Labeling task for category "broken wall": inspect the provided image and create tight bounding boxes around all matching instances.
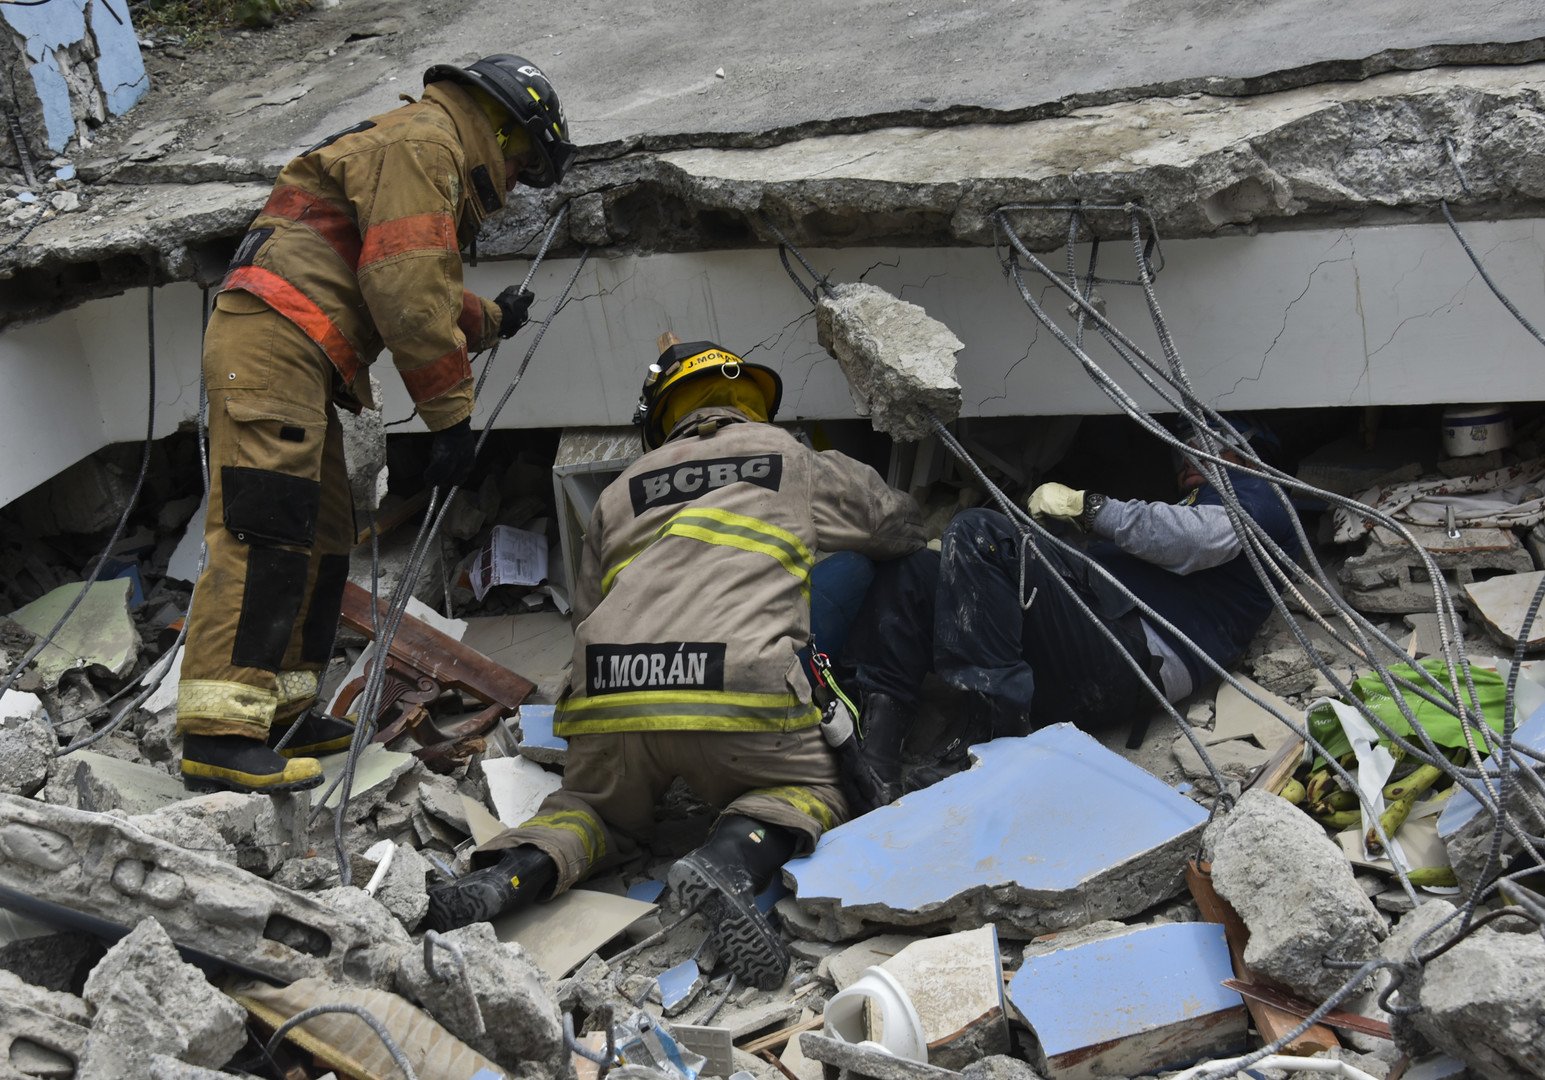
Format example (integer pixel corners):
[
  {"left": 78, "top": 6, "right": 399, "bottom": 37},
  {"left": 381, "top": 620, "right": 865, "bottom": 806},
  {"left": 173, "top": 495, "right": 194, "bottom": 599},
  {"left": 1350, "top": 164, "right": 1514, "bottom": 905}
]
[{"left": 1, "top": 0, "right": 148, "bottom": 166}]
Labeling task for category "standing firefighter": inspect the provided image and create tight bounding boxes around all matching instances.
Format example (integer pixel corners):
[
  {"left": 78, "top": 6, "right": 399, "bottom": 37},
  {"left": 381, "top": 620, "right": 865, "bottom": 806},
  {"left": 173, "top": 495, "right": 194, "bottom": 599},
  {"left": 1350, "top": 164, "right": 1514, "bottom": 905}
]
[
  {"left": 177, "top": 55, "right": 576, "bottom": 794},
  {"left": 428, "top": 336, "right": 923, "bottom": 987}
]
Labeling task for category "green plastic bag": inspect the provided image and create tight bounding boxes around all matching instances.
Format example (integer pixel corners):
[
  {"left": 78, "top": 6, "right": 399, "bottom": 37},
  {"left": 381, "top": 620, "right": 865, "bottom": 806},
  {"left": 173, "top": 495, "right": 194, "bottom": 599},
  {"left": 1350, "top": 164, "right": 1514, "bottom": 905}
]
[{"left": 1306, "top": 657, "right": 1508, "bottom": 765}]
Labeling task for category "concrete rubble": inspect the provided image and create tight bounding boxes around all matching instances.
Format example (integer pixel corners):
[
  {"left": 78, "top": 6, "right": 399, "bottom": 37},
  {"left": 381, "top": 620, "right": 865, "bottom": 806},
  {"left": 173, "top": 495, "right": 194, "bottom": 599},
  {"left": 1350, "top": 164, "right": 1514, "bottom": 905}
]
[
  {"left": 4, "top": 6, "right": 1545, "bottom": 1080},
  {"left": 1205, "top": 789, "right": 1387, "bottom": 1002}
]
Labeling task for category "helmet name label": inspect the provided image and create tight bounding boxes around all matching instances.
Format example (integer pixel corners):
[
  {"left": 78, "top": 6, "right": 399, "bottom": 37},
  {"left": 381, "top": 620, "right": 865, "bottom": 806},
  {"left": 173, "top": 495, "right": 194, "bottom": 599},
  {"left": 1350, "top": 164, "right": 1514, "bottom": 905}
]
[
  {"left": 585, "top": 642, "right": 727, "bottom": 695},
  {"left": 629, "top": 454, "right": 783, "bottom": 515}
]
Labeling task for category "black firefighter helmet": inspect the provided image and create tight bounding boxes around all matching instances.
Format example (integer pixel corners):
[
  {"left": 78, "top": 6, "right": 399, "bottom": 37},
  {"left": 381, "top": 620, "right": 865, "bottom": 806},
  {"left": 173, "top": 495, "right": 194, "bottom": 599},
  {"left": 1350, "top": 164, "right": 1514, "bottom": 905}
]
[{"left": 424, "top": 54, "right": 577, "bottom": 188}]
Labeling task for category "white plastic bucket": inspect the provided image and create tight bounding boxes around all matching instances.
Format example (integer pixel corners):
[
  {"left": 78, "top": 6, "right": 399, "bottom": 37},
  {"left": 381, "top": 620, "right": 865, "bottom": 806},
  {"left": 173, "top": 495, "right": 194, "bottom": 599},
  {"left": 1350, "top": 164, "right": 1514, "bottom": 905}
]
[
  {"left": 1441, "top": 404, "right": 1512, "bottom": 458},
  {"left": 822, "top": 965, "right": 928, "bottom": 1063}
]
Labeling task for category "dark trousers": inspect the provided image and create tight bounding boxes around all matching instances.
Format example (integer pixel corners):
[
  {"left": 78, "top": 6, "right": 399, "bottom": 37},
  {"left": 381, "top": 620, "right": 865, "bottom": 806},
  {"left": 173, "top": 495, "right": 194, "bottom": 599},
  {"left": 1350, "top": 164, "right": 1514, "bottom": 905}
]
[{"left": 843, "top": 508, "right": 1156, "bottom": 733}]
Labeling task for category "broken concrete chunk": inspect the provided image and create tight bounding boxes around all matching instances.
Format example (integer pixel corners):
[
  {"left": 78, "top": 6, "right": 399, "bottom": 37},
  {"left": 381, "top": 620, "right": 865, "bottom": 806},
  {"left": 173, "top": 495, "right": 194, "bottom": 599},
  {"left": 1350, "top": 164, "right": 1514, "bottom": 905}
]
[
  {"left": 1206, "top": 789, "right": 1386, "bottom": 1002},
  {"left": 484, "top": 753, "right": 564, "bottom": 824},
  {"left": 787, "top": 725, "right": 1207, "bottom": 940},
  {"left": 815, "top": 282, "right": 962, "bottom": 442},
  {"left": 394, "top": 921, "right": 567, "bottom": 1078},
  {"left": 1397, "top": 916, "right": 1545, "bottom": 1079},
  {"left": 81, "top": 917, "right": 247, "bottom": 1072},
  {"left": 961, "top": 1056, "right": 1048, "bottom": 1080},
  {"left": 43, "top": 749, "right": 191, "bottom": 816},
  {"left": 1207, "top": 675, "right": 1299, "bottom": 751},
  {"left": 318, "top": 743, "right": 417, "bottom": 817},
  {"left": 1436, "top": 703, "right": 1545, "bottom": 896},
  {"left": 339, "top": 372, "right": 387, "bottom": 513},
  {"left": 881, "top": 925, "right": 1009, "bottom": 1069},
  {"left": 132, "top": 789, "right": 302, "bottom": 877},
  {"left": 1340, "top": 528, "right": 1532, "bottom": 615},
  {"left": 0, "top": 690, "right": 55, "bottom": 797},
  {"left": 368, "top": 841, "right": 431, "bottom": 931},
  {"left": 7, "top": 578, "right": 139, "bottom": 689},
  {"left": 1172, "top": 733, "right": 1273, "bottom": 784},
  {"left": 1006, "top": 922, "right": 1246, "bottom": 1080},
  {"left": 0, "top": 793, "right": 399, "bottom": 987},
  {"left": 0, "top": 968, "right": 91, "bottom": 1080}
]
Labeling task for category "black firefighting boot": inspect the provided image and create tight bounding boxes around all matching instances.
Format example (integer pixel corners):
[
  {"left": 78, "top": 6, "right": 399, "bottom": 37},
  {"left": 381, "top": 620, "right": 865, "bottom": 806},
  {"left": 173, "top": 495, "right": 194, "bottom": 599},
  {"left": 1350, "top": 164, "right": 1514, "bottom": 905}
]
[
  {"left": 425, "top": 845, "right": 558, "bottom": 932},
  {"left": 180, "top": 734, "right": 325, "bottom": 794},
  {"left": 853, "top": 692, "right": 909, "bottom": 812},
  {"left": 667, "top": 814, "right": 797, "bottom": 990},
  {"left": 268, "top": 709, "right": 358, "bottom": 758}
]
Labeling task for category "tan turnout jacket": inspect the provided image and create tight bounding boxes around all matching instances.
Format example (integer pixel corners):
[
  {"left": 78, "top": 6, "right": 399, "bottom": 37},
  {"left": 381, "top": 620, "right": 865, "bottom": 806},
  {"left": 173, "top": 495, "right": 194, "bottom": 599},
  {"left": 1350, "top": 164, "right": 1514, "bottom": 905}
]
[
  {"left": 555, "top": 408, "right": 924, "bottom": 738},
  {"left": 220, "top": 82, "right": 507, "bottom": 430}
]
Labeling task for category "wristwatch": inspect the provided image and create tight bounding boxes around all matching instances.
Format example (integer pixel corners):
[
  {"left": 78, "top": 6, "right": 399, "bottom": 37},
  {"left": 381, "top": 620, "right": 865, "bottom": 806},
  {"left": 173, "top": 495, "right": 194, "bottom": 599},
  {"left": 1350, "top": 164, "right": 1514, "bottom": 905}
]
[{"left": 1079, "top": 492, "right": 1108, "bottom": 532}]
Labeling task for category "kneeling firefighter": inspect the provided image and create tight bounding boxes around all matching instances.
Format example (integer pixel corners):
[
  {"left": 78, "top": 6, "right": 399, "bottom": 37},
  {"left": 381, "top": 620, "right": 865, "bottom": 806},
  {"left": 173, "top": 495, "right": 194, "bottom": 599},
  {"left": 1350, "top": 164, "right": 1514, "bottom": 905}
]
[{"left": 427, "top": 335, "right": 923, "bottom": 986}]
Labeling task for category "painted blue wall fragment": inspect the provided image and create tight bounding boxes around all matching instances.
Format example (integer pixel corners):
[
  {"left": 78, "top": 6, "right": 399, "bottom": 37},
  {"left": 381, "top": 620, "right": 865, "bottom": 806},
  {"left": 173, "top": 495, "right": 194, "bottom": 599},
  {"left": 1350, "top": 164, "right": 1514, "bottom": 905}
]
[
  {"left": 1007, "top": 922, "right": 1243, "bottom": 1058},
  {"left": 518, "top": 703, "right": 567, "bottom": 753},
  {"left": 786, "top": 723, "right": 1207, "bottom": 910},
  {"left": 2, "top": 0, "right": 148, "bottom": 152}
]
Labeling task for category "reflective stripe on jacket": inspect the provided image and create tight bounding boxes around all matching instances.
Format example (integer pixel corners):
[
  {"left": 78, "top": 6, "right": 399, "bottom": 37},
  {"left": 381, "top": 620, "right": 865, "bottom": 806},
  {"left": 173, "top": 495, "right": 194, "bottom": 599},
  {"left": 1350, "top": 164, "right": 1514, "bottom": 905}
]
[
  {"left": 555, "top": 408, "right": 924, "bottom": 738},
  {"left": 220, "top": 82, "right": 505, "bottom": 430}
]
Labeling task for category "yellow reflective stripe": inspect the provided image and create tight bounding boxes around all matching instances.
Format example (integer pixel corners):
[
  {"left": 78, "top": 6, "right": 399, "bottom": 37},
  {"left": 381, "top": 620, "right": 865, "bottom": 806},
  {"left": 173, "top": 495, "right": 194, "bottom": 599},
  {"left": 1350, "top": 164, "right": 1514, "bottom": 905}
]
[
  {"left": 555, "top": 689, "right": 820, "bottom": 736},
  {"left": 601, "top": 507, "right": 813, "bottom": 595},
  {"left": 752, "top": 785, "right": 836, "bottom": 831},
  {"left": 275, "top": 670, "right": 320, "bottom": 707},
  {"left": 176, "top": 679, "right": 278, "bottom": 724},
  {"left": 523, "top": 809, "right": 606, "bottom": 862}
]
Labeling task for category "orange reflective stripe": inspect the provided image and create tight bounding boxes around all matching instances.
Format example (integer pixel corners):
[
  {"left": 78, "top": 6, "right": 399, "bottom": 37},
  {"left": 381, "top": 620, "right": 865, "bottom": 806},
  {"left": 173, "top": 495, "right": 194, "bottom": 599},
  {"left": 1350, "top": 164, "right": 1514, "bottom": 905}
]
[
  {"left": 358, "top": 211, "right": 457, "bottom": 270},
  {"left": 222, "top": 266, "right": 361, "bottom": 385},
  {"left": 261, "top": 184, "right": 361, "bottom": 268},
  {"left": 399, "top": 345, "right": 471, "bottom": 403},
  {"left": 458, "top": 289, "right": 485, "bottom": 340}
]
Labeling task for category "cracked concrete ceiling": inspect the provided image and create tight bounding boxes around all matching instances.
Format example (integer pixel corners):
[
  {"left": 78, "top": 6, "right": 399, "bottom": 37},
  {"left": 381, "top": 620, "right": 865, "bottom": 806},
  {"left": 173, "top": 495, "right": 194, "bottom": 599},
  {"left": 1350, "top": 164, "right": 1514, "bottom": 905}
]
[{"left": 2, "top": 0, "right": 1544, "bottom": 326}]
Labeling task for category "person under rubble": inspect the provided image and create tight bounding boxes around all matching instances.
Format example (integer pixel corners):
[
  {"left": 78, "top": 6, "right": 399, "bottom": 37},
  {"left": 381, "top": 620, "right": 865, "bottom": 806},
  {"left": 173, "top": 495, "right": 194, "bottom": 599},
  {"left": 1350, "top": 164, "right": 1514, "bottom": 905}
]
[
  {"left": 175, "top": 55, "right": 577, "bottom": 795},
  {"left": 426, "top": 337, "right": 924, "bottom": 989},
  {"left": 839, "top": 417, "right": 1302, "bottom": 803}
]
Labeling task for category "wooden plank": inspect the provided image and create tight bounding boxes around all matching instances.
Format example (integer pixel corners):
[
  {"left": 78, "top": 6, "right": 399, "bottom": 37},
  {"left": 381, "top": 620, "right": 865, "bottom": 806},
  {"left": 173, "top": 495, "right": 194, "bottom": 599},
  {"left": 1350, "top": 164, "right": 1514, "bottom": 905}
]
[
  {"left": 1186, "top": 859, "right": 1339, "bottom": 1056},
  {"left": 338, "top": 581, "right": 535, "bottom": 709},
  {"left": 353, "top": 489, "right": 431, "bottom": 547},
  {"left": 1222, "top": 980, "right": 1394, "bottom": 1040},
  {"left": 1248, "top": 733, "right": 1306, "bottom": 796},
  {"left": 740, "top": 1015, "right": 824, "bottom": 1056}
]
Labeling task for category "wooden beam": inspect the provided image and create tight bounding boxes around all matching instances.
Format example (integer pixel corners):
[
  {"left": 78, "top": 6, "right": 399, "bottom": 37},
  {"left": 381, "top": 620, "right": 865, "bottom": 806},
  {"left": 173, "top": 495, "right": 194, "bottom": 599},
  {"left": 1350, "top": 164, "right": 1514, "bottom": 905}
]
[{"left": 739, "top": 1015, "right": 823, "bottom": 1057}]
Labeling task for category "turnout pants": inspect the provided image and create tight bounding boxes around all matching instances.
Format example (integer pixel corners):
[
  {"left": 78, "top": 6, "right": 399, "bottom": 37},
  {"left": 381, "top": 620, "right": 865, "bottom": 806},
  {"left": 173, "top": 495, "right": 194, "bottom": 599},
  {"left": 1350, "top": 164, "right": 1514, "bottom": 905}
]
[
  {"left": 483, "top": 726, "right": 849, "bottom": 892},
  {"left": 844, "top": 508, "right": 1156, "bottom": 733},
  {"left": 177, "top": 291, "right": 356, "bottom": 740}
]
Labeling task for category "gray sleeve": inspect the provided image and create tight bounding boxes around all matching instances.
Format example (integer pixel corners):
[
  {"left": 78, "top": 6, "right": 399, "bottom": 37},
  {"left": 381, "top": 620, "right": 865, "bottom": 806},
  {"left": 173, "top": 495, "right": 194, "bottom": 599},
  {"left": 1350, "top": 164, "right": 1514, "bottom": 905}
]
[{"left": 1089, "top": 497, "right": 1242, "bottom": 574}]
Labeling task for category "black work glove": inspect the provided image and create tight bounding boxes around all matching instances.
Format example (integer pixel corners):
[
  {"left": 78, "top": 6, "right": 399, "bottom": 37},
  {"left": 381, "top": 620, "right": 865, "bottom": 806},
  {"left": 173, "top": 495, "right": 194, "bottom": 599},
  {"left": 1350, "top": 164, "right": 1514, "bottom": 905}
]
[
  {"left": 494, "top": 286, "right": 535, "bottom": 339},
  {"left": 424, "top": 418, "right": 477, "bottom": 489}
]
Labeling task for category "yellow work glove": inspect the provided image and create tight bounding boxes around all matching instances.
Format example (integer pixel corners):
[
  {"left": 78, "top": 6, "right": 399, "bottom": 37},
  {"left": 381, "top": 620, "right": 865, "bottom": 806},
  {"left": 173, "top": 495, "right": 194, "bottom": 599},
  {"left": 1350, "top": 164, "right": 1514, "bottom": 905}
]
[{"left": 1027, "top": 482, "right": 1085, "bottom": 524}]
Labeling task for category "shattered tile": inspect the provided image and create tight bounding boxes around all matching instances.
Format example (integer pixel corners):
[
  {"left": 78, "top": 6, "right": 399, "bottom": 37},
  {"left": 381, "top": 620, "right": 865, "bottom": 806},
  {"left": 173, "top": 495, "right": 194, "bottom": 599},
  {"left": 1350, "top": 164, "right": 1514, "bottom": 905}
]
[
  {"left": 492, "top": 888, "right": 656, "bottom": 979},
  {"left": 880, "top": 926, "right": 1010, "bottom": 1069},
  {"left": 483, "top": 755, "right": 563, "bottom": 824},
  {"left": 787, "top": 725, "right": 1208, "bottom": 939},
  {"left": 1007, "top": 922, "right": 1246, "bottom": 1080},
  {"left": 7, "top": 578, "right": 138, "bottom": 688},
  {"left": 318, "top": 743, "right": 416, "bottom": 812},
  {"left": 1462, "top": 570, "right": 1545, "bottom": 651},
  {"left": 1206, "top": 675, "right": 1299, "bottom": 751},
  {"left": 824, "top": 933, "right": 922, "bottom": 990}
]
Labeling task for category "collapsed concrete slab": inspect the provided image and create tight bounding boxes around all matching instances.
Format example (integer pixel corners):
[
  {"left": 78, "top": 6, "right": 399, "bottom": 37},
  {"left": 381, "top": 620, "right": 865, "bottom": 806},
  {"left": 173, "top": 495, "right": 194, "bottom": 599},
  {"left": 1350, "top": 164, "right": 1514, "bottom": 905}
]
[
  {"left": 1006, "top": 922, "right": 1247, "bottom": 1080},
  {"left": 1205, "top": 790, "right": 1387, "bottom": 1002},
  {"left": 786, "top": 724, "right": 1208, "bottom": 940},
  {"left": 131, "top": 789, "right": 303, "bottom": 877},
  {"left": 816, "top": 282, "right": 963, "bottom": 442},
  {"left": 0, "top": 793, "right": 404, "bottom": 986},
  {"left": 7, "top": 578, "right": 138, "bottom": 689},
  {"left": 80, "top": 917, "right": 247, "bottom": 1075}
]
